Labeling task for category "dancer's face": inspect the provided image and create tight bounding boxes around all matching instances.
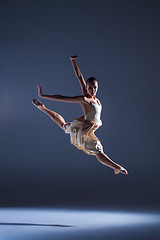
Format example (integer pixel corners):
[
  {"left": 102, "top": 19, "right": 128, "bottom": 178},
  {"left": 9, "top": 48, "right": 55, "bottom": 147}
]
[{"left": 86, "top": 81, "right": 98, "bottom": 97}]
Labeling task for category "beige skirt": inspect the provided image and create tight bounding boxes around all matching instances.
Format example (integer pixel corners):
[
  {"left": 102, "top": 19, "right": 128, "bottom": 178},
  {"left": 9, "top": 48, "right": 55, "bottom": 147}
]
[{"left": 63, "top": 115, "right": 104, "bottom": 156}]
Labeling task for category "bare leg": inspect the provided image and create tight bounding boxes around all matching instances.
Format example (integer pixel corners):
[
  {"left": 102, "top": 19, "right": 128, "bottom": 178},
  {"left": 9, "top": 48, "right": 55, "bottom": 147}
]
[
  {"left": 96, "top": 152, "right": 128, "bottom": 175},
  {"left": 32, "top": 100, "right": 128, "bottom": 175},
  {"left": 33, "top": 100, "right": 66, "bottom": 131}
]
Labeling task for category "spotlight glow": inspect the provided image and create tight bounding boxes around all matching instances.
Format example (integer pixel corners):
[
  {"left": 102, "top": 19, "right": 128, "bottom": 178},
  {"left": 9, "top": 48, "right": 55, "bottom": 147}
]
[{"left": 0, "top": 208, "right": 160, "bottom": 240}]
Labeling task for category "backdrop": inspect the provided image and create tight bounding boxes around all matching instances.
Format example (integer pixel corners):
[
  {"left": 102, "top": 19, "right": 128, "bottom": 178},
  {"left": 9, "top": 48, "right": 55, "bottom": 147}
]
[{"left": 1, "top": 0, "right": 159, "bottom": 211}]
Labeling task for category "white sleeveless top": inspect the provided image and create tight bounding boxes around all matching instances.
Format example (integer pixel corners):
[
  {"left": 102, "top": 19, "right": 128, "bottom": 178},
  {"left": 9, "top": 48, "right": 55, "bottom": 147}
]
[{"left": 84, "top": 100, "right": 102, "bottom": 123}]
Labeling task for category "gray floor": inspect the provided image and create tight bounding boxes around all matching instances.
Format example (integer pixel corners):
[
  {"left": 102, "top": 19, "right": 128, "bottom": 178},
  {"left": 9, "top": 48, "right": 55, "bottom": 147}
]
[{"left": 0, "top": 208, "right": 160, "bottom": 240}]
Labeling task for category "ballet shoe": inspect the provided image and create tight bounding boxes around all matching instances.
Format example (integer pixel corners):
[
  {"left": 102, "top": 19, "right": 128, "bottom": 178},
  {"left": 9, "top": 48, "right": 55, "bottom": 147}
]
[
  {"left": 119, "top": 168, "right": 128, "bottom": 175},
  {"left": 32, "top": 99, "right": 44, "bottom": 108}
]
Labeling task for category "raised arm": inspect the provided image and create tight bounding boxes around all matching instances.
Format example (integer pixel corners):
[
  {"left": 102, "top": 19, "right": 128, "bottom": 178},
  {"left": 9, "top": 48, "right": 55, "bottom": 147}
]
[
  {"left": 70, "top": 56, "right": 87, "bottom": 95},
  {"left": 37, "top": 84, "right": 85, "bottom": 104}
]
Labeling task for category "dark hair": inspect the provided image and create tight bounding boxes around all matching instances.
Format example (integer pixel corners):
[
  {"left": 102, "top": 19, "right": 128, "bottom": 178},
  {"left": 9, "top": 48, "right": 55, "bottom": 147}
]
[{"left": 86, "top": 77, "right": 98, "bottom": 85}]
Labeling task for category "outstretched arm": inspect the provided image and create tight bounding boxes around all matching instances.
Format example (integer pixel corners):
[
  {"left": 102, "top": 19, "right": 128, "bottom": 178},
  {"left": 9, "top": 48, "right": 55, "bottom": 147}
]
[
  {"left": 70, "top": 56, "right": 87, "bottom": 95},
  {"left": 37, "top": 85, "right": 85, "bottom": 104}
]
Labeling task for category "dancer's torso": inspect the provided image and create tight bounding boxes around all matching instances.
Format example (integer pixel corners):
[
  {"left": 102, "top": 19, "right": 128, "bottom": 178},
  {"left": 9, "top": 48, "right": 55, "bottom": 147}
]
[{"left": 80, "top": 97, "right": 102, "bottom": 123}]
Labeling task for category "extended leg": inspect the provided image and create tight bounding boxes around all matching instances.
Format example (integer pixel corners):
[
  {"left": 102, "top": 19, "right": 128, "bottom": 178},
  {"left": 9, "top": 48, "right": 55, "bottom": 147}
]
[
  {"left": 96, "top": 152, "right": 128, "bottom": 175},
  {"left": 32, "top": 99, "right": 66, "bottom": 131}
]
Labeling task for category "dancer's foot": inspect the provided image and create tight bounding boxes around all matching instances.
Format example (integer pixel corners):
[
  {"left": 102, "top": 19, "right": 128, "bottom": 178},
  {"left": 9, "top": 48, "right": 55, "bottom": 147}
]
[
  {"left": 114, "top": 166, "right": 128, "bottom": 175},
  {"left": 32, "top": 99, "right": 44, "bottom": 110}
]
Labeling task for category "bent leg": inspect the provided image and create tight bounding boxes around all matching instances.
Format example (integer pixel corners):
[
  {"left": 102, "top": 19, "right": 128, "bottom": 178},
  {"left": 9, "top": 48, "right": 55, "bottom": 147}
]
[
  {"left": 35, "top": 103, "right": 66, "bottom": 131},
  {"left": 96, "top": 152, "right": 128, "bottom": 175}
]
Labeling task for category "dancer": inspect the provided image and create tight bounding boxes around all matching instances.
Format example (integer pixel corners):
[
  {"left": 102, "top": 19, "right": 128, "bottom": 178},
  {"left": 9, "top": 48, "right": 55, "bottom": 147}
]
[{"left": 32, "top": 56, "right": 128, "bottom": 175}]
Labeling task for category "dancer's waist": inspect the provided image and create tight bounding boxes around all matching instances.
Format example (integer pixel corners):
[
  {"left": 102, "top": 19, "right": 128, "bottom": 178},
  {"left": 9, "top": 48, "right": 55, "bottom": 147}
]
[{"left": 75, "top": 115, "right": 102, "bottom": 127}]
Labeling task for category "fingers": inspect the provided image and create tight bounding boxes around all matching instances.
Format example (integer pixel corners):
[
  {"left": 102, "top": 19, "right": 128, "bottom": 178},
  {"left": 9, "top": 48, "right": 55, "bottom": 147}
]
[
  {"left": 37, "top": 84, "right": 42, "bottom": 92},
  {"left": 36, "top": 84, "right": 42, "bottom": 97},
  {"left": 37, "top": 84, "right": 40, "bottom": 89},
  {"left": 70, "top": 55, "right": 78, "bottom": 60}
]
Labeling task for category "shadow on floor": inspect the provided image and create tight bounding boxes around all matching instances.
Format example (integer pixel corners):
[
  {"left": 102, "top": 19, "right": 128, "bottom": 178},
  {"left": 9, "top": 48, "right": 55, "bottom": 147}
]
[{"left": 0, "top": 222, "right": 74, "bottom": 227}]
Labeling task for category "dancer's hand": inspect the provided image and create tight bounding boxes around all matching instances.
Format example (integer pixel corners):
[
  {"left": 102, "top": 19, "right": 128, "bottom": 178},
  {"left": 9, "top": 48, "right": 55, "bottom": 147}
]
[
  {"left": 37, "top": 84, "right": 43, "bottom": 97},
  {"left": 70, "top": 56, "right": 78, "bottom": 61}
]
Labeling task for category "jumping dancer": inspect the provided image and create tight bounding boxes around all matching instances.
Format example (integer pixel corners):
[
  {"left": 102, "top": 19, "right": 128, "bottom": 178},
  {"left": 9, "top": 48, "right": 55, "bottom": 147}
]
[{"left": 32, "top": 56, "right": 128, "bottom": 175}]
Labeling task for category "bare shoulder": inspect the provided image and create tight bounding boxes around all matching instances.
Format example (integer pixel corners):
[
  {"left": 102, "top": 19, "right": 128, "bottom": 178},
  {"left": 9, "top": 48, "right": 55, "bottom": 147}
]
[
  {"left": 83, "top": 96, "right": 90, "bottom": 104},
  {"left": 83, "top": 96, "right": 101, "bottom": 105},
  {"left": 75, "top": 95, "right": 89, "bottom": 104}
]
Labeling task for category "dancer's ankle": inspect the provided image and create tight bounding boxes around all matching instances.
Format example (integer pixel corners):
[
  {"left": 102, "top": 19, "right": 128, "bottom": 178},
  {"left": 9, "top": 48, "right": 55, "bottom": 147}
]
[{"left": 38, "top": 104, "right": 45, "bottom": 110}]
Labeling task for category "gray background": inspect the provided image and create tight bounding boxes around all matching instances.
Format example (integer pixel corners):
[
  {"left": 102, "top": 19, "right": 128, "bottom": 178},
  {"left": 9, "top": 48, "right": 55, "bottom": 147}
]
[{"left": 1, "top": 0, "right": 159, "bottom": 210}]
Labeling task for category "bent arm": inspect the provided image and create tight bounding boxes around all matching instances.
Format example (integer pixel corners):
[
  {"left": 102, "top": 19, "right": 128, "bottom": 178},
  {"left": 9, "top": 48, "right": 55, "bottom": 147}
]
[
  {"left": 41, "top": 94, "right": 85, "bottom": 103},
  {"left": 70, "top": 58, "right": 87, "bottom": 95}
]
